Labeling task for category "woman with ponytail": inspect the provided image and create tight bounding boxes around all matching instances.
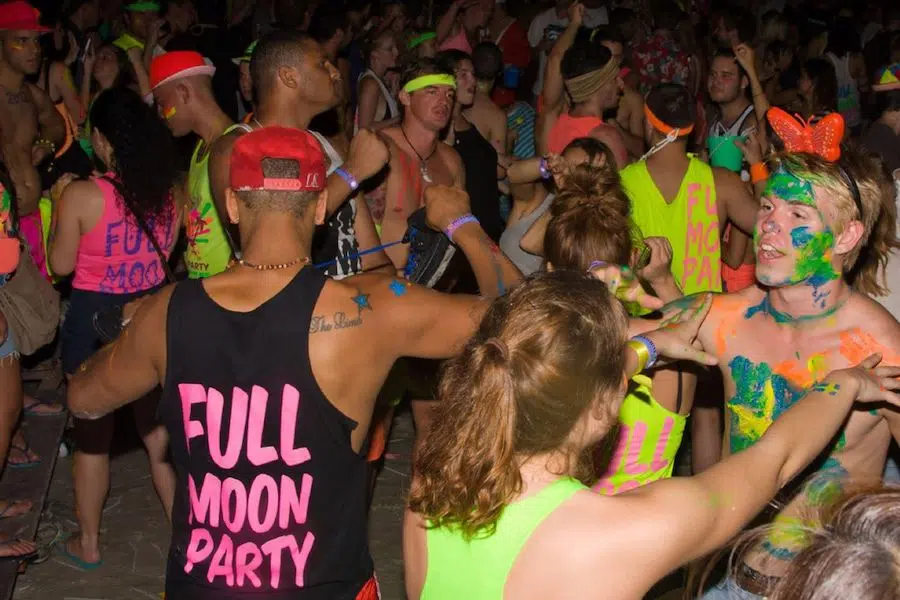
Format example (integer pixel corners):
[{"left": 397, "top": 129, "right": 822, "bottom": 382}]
[
  {"left": 404, "top": 270, "right": 900, "bottom": 599},
  {"left": 47, "top": 87, "right": 182, "bottom": 569}
]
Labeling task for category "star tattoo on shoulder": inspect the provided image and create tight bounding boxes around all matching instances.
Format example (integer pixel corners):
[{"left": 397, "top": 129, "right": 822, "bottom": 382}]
[{"left": 352, "top": 289, "right": 372, "bottom": 317}]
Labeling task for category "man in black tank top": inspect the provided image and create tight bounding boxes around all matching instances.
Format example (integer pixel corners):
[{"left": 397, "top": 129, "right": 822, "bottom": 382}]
[
  {"left": 67, "top": 126, "right": 523, "bottom": 599},
  {"left": 208, "top": 29, "right": 394, "bottom": 278}
]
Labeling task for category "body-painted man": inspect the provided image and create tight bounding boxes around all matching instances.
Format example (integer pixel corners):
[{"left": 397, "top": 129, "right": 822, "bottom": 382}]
[
  {"left": 675, "top": 143, "right": 900, "bottom": 598},
  {"left": 365, "top": 58, "right": 465, "bottom": 272}
]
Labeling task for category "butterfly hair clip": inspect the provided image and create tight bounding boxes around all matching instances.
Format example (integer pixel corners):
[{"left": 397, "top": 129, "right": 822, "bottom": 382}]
[{"left": 766, "top": 107, "right": 844, "bottom": 162}]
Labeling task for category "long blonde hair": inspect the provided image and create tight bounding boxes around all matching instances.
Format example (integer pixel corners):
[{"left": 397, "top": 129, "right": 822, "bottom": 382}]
[{"left": 408, "top": 271, "right": 628, "bottom": 539}]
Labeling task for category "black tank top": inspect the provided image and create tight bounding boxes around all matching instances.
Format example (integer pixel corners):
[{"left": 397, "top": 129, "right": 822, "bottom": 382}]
[
  {"left": 454, "top": 125, "right": 503, "bottom": 242},
  {"left": 160, "top": 266, "right": 372, "bottom": 599}
]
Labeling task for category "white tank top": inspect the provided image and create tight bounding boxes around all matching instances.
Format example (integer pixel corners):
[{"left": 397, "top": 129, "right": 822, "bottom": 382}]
[
  {"left": 826, "top": 52, "right": 861, "bottom": 128},
  {"left": 354, "top": 69, "right": 399, "bottom": 134}
]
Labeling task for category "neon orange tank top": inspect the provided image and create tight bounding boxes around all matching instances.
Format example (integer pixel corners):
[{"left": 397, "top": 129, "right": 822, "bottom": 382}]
[{"left": 547, "top": 113, "right": 603, "bottom": 154}]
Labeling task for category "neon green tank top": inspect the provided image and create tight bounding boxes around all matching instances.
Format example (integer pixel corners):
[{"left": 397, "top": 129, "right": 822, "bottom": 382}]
[
  {"left": 184, "top": 125, "right": 241, "bottom": 278},
  {"left": 593, "top": 375, "right": 687, "bottom": 495},
  {"left": 620, "top": 156, "right": 722, "bottom": 295},
  {"left": 421, "top": 477, "right": 585, "bottom": 600}
]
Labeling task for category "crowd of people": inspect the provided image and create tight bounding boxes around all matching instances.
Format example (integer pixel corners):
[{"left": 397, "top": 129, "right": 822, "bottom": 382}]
[{"left": 0, "top": 0, "right": 898, "bottom": 597}]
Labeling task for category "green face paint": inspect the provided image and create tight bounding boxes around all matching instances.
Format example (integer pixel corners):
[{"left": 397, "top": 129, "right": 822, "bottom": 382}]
[
  {"left": 788, "top": 225, "right": 839, "bottom": 290},
  {"left": 764, "top": 167, "right": 816, "bottom": 207}
]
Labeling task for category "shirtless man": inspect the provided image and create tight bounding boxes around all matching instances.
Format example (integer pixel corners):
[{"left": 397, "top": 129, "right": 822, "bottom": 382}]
[
  {"left": 66, "top": 126, "right": 521, "bottom": 598},
  {"left": 662, "top": 149, "right": 900, "bottom": 598},
  {"left": 367, "top": 58, "right": 465, "bottom": 271},
  {"left": 209, "top": 30, "right": 390, "bottom": 279},
  {"left": 0, "top": 3, "right": 66, "bottom": 479}
]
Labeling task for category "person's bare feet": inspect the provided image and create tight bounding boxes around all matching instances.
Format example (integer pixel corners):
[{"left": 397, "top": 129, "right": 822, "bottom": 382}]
[
  {"left": 65, "top": 534, "right": 101, "bottom": 566},
  {"left": 0, "top": 536, "right": 36, "bottom": 559},
  {"left": 7, "top": 430, "right": 40, "bottom": 467},
  {"left": 23, "top": 394, "right": 65, "bottom": 416},
  {"left": 0, "top": 499, "right": 32, "bottom": 519}
]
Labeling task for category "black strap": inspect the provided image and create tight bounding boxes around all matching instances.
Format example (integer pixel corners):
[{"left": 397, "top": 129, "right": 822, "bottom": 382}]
[
  {"left": 675, "top": 367, "right": 683, "bottom": 415},
  {"left": 103, "top": 176, "right": 176, "bottom": 284}
]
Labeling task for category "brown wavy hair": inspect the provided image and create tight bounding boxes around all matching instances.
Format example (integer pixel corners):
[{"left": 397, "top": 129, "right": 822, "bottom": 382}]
[
  {"left": 544, "top": 166, "right": 635, "bottom": 270},
  {"left": 766, "top": 149, "right": 899, "bottom": 296},
  {"left": 408, "top": 270, "right": 628, "bottom": 540}
]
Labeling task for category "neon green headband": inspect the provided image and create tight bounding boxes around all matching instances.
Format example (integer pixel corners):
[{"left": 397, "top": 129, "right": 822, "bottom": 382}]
[
  {"left": 408, "top": 31, "right": 436, "bottom": 49},
  {"left": 125, "top": 1, "right": 160, "bottom": 12},
  {"left": 403, "top": 74, "right": 456, "bottom": 93}
]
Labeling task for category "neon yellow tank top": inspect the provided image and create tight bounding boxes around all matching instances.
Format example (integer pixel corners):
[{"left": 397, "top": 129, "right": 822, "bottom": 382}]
[
  {"left": 112, "top": 33, "right": 144, "bottom": 53},
  {"left": 593, "top": 375, "right": 687, "bottom": 495},
  {"left": 620, "top": 156, "right": 722, "bottom": 295},
  {"left": 421, "top": 477, "right": 585, "bottom": 600},
  {"left": 185, "top": 125, "right": 240, "bottom": 279}
]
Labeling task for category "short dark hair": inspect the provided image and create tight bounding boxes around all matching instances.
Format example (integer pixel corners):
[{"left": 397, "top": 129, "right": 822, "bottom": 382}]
[
  {"left": 590, "top": 26, "right": 624, "bottom": 47},
  {"left": 434, "top": 49, "right": 471, "bottom": 76},
  {"left": 472, "top": 42, "right": 502, "bottom": 81},
  {"left": 561, "top": 42, "right": 612, "bottom": 80},
  {"left": 250, "top": 29, "right": 311, "bottom": 99},
  {"left": 646, "top": 83, "right": 696, "bottom": 130}
]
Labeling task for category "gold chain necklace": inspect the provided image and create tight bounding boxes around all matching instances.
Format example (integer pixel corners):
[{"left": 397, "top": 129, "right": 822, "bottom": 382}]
[{"left": 236, "top": 256, "right": 311, "bottom": 271}]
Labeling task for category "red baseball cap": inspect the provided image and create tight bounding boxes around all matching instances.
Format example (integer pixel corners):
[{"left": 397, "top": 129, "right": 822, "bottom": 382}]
[
  {"left": 149, "top": 51, "right": 216, "bottom": 91},
  {"left": 0, "top": 1, "right": 51, "bottom": 32},
  {"left": 230, "top": 127, "right": 326, "bottom": 192}
]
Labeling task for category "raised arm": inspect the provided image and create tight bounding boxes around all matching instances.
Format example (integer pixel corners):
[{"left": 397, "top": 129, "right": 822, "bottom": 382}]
[
  {"left": 615, "top": 358, "right": 900, "bottom": 586},
  {"left": 68, "top": 285, "right": 173, "bottom": 420},
  {"left": 436, "top": 0, "right": 463, "bottom": 45},
  {"left": 424, "top": 185, "right": 522, "bottom": 298},
  {"left": 714, "top": 167, "right": 758, "bottom": 236},
  {"left": 543, "top": 2, "right": 584, "bottom": 113}
]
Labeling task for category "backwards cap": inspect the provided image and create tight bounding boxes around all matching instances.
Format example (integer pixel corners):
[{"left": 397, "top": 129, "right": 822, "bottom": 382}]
[{"left": 230, "top": 127, "right": 326, "bottom": 193}]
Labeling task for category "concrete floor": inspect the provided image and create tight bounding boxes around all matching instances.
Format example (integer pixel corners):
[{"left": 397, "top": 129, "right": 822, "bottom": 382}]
[{"left": 13, "top": 410, "right": 686, "bottom": 599}]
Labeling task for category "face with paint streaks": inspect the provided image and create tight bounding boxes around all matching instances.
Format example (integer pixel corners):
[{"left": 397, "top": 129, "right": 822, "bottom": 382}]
[
  {"left": 152, "top": 80, "right": 193, "bottom": 137},
  {"left": 1, "top": 31, "right": 42, "bottom": 75},
  {"left": 754, "top": 168, "right": 841, "bottom": 295}
]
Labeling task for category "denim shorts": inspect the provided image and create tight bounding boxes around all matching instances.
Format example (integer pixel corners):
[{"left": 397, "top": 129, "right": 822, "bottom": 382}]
[
  {"left": 60, "top": 286, "right": 159, "bottom": 375},
  {"left": 0, "top": 320, "right": 17, "bottom": 361}
]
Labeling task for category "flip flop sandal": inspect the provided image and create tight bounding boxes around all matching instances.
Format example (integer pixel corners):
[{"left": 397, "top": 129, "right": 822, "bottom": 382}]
[
  {"left": 0, "top": 540, "right": 37, "bottom": 563},
  {"left": 23, "top": 392, "right": 65, "bottom": 417},
  {"left": 0, "top": 499, "right": 31, "bottom": 520},
  {"left": 57, "top": 534, "right": 102, "bottom": 571},
  {"left": 7, "top": 440, "right": 41, "bottom": 469},
  {"left": 31, "top": 521, "right": 64, "bottom": 565}
]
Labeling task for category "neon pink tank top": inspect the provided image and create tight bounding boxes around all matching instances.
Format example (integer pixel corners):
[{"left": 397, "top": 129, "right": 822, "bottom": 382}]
[{"left": 73, "top": 175, "right": 177, "bottom": 294}]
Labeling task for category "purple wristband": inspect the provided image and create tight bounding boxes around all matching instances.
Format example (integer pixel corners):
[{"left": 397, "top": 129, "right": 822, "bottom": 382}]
[
  {"left": 538, "top": 157, "right": 552, "bottom": 180},
  {"left": 444, "top": 214, "right": 478, "bottom": 241},
  {"left": 335, "top": 167, "right": 358, "bottom": 191}
]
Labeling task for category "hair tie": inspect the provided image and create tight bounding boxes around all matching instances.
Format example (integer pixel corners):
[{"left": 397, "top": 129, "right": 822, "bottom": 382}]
[{"left": 484, "top": 337, "right": 509, "bottom": 362}]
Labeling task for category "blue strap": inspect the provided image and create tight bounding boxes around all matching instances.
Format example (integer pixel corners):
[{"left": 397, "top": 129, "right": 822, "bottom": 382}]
[{"left": 313, "top": 239, "right": 406, "bottom": 270}]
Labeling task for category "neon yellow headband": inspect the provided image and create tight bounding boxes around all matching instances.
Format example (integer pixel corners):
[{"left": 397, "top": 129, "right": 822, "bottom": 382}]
[{"left": 403, "top": 74, "right": 456, "bottom": 93}]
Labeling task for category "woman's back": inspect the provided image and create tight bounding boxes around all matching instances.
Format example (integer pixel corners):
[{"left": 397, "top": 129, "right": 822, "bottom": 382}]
[{"left": 74, "top": 174, "right": 176, "bottom": 295}]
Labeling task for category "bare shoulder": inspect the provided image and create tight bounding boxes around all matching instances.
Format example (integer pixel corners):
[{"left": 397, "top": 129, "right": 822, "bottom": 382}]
[
  {"left": 840, "top": 292, "right": 900, "bottom": 358},
  {"left": 436, "top": 141, "right": 464, "bottom": 171}
]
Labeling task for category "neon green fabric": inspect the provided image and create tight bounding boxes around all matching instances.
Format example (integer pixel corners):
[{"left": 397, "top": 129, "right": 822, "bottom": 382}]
[
  {"left": 593, "top": 375, "right": 687, "bottom": 495},
  {"left": 620, "top": 155, "right": 722, "bottom": 296},
  {"left": 112, "top": 33, "right": 144, "bottom": 52},
  {"left": 184, "top": 125, "right": 241, "bottom": 278},
  {"left": 421, "top": 477, "right": 585, "bottom": 600},
  {"left": 124, "top": 1, "right": 160, "bottom": 12}
]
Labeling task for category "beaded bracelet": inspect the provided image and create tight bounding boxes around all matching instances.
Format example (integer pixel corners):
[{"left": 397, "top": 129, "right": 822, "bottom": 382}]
[
  {"left": 34, "top": 137, "right": 57, "bottom": 153},
  {"left": 444, "top": 214, "right": 478, "bottom": 241}
]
